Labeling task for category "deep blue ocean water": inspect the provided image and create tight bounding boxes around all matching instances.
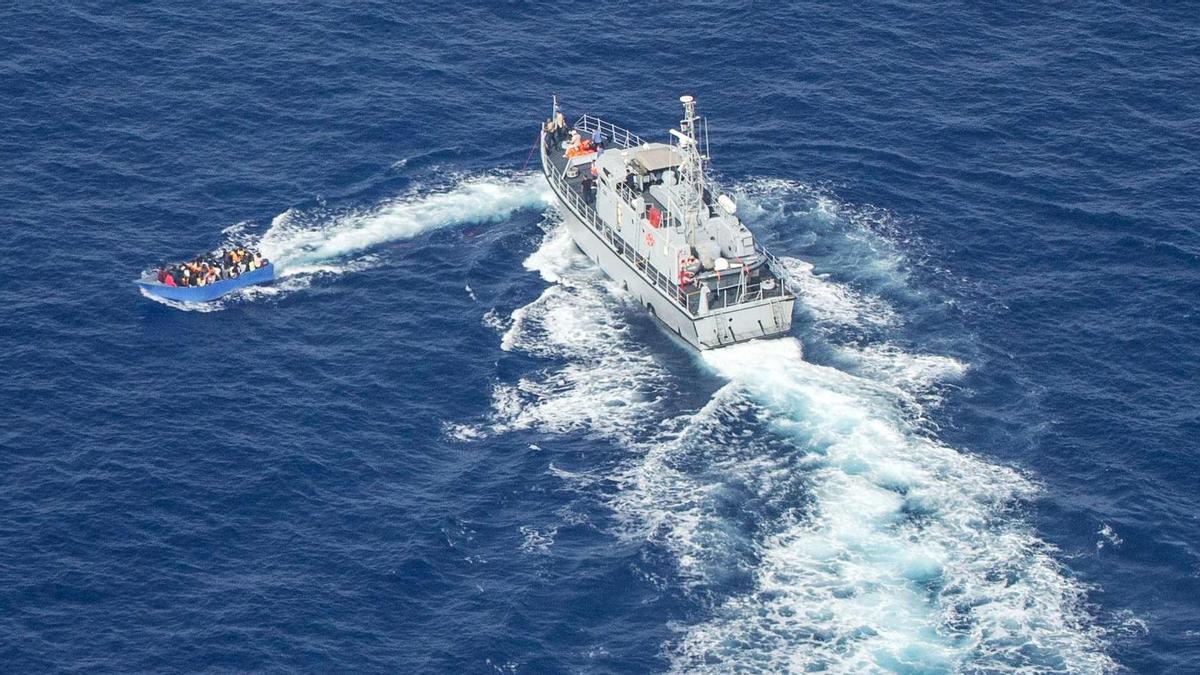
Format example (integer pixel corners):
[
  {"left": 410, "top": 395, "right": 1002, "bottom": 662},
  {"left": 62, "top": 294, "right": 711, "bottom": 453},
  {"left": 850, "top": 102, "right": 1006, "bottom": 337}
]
[{"left": 2, "top": 2, "right": 1198, "bottom": 672}]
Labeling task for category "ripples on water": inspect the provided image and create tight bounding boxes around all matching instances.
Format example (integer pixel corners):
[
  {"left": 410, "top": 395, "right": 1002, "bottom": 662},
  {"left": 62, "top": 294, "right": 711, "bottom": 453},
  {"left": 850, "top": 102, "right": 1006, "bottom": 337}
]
[{"left": 2, "top": 1, "right": 1197, "bottom": 672}]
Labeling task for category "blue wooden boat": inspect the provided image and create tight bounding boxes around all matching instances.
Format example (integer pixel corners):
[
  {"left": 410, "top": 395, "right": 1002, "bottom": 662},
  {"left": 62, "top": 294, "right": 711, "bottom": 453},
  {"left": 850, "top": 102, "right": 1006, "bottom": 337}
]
[{"left": 136, "top": 263, "right": 275, "bottom": 303}]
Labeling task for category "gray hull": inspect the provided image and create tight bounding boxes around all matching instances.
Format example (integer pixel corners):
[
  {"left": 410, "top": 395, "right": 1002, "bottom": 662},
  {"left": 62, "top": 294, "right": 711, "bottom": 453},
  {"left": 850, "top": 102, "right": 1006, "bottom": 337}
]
[
  {"left": 540, "top": 97, "right": 796, "bottom": 351},
  {"left": 547, "top": 177, "right": 794, "bottom": 350}
]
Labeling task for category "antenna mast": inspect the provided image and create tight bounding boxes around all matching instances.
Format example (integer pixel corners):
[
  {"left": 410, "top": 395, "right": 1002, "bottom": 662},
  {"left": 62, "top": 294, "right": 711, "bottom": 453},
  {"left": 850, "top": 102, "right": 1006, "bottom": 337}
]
[{"left": 674, "top": 95, "right": 706, "bottom": 245}]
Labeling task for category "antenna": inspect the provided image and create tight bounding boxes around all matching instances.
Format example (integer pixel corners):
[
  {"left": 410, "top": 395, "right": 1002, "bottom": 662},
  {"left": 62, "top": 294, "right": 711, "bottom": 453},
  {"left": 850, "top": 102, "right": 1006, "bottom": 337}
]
[
  {"left": 674, "top": 95, "right": 706, "bottom": 245},
  {"left": 679, "top": 95, "right": 700, "bottom": 150}
]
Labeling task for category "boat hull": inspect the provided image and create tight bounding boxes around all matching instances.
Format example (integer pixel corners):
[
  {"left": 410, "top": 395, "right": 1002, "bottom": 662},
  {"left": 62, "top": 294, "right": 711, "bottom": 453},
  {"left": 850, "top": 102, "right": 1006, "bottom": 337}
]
[
  {"left": 547, "top": 180, "right": 793, "bottom": 349},
  {"left": 136, "top": 264, "right": 275, "bottom": 303}
]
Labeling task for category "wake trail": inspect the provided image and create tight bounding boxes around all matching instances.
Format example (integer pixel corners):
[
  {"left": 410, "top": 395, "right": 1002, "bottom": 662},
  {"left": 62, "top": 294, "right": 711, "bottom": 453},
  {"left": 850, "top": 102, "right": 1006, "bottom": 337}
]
[
  {"left": 148, "top": 172, "right": 550, "bottom": 311},
  {"left": 260, "top": 172, "right": 550, "bottom": 277},
  {"left": 469, "top": 179, "right": 1113, "bottom": 673},
  {"left": 478, "top": 218, "right": 672, "bottom": 444},
  {"left": 661, "top": 338, "right": 1111, "bottom": 673}
]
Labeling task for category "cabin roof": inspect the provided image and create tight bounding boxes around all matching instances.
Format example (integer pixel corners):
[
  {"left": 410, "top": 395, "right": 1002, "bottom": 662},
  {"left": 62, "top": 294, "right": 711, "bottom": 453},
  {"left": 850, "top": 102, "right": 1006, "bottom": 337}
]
[{"left": 630, "top": 144, "right": 681, "bottom": 175}]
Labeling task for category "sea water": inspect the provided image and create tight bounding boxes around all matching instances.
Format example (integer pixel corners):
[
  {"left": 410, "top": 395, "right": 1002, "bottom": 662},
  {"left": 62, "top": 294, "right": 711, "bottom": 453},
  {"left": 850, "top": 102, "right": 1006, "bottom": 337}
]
[{"left": 2, "top": 2, "right": 1197, "bottom": 671}]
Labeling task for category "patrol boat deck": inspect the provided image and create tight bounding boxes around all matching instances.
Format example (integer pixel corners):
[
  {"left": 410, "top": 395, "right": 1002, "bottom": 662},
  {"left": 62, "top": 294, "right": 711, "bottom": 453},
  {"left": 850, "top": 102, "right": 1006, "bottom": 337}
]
[{"left": 539, "top": 95, "right": 795, "bottom": 350}]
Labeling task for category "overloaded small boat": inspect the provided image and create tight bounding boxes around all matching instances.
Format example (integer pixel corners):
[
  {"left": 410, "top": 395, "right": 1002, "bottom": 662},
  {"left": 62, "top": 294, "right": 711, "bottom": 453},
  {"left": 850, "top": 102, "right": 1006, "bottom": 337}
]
[{"left": 136, "top": 246, "right": 273, "bottom": 303}]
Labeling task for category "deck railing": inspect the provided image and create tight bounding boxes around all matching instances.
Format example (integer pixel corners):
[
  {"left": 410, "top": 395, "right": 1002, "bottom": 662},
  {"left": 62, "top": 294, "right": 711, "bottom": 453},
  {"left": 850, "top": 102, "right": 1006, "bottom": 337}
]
[
  {"left": 575, "top": 115, "right": 645, "bottom": 149},
  {"left": 755, "top": 243, "right": 795, "bottom": 292},
  {"left": 614, "top": 180, "right": 690, "bottom": 236},
  {"left": 707, "top": 275, "right": 782, "bottom": 309},
  {"left": 613, "top": 180, "right": 788, "bottom": 308},
  {"left": 542, "top": 138, "right": 700, "bottom": 313},
  {"left": 542, "top": 131, "right": 791, "bottom": 315}
]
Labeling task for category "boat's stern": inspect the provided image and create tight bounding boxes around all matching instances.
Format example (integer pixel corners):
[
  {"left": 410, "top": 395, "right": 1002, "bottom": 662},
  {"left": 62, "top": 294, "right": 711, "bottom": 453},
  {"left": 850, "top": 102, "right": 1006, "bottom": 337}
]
[{"left": 693, "top": 293, "right": 794, "bottom": 349}]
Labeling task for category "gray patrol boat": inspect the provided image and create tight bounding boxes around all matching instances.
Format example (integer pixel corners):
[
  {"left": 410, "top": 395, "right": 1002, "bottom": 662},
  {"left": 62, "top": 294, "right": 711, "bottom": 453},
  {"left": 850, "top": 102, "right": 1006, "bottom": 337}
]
[{"left": 539, "top": 95, "right": 795, "bottom": 350}]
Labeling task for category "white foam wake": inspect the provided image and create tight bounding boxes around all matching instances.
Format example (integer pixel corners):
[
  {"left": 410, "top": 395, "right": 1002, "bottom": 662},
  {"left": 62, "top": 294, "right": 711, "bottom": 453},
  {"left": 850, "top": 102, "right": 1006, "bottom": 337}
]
[
  {"left": 479, "top": 180, "right": 1111, "bottom": 673},
  {"left": 652, "top": 338, "right": 1112, "bottom": 673},
  {"left": 773, "top": 255, "right": 899, "bottom": 330},
  {"left": 145, "top": 173, "right": 549, "bottom": 311},
  {"left": 137, "top": 288, "right": 227, "bottom": 312},
  {"left": 259, "top": 172, "right": 550, "bottom": 276},
  {"left": 486, "top": 220, "right": 671, "bottom": 444}
]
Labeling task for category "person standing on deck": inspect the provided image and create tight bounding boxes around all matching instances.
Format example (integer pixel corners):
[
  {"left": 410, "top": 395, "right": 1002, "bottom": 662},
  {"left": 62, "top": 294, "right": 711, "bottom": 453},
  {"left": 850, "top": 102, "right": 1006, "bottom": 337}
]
[
  {"left": 582, "top": 173, "right": 595, "bottom": 204},
  {"left": 554, "top": 110, "right": 566, "bottom": 142}
]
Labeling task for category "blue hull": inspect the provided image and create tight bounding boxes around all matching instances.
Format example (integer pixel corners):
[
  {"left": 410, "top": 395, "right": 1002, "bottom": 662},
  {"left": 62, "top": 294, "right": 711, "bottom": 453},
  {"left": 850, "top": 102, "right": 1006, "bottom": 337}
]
[{"left": 136, "top": 264, "right": 275, "bottom": 302}]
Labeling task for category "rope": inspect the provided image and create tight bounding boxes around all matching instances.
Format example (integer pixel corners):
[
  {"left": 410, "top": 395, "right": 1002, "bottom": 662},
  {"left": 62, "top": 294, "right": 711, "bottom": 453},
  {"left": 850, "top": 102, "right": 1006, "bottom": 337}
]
[{"left": 521, "top": 132, "right": 541, "bottom": 171}]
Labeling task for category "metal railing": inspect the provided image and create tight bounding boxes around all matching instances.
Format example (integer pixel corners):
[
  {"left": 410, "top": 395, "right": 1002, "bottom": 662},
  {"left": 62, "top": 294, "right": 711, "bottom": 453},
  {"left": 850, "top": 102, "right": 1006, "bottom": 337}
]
[
  {"left": 542, "top": 138, "right": 701, "bottom": 313},
  {"left": 542, "top": 130, "right": 790, "bottom": 315},
  {"left": 693, "top": 262, "right": 768, "bottom": 308},
  {"left": 706, "top": 276, "right": 780, "bottom": 309},
  {"left": 755, "top": 243, "right": 797, "bottom": 296},
  {"left": 614, "top": 181, "right": 691, "bottom": 237},
  {"left": 614, "top": 180, "right": 638, "bottom": 204},
  {"left": 575, "top": 115, "right": 645, "bottom": 149}
]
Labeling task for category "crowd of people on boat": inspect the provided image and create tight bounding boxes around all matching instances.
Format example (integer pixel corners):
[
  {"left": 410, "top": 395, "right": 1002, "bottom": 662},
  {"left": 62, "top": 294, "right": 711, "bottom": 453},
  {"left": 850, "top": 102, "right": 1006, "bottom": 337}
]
[{"left": 155, "top": 247, "right": 268, "bottom": 287}]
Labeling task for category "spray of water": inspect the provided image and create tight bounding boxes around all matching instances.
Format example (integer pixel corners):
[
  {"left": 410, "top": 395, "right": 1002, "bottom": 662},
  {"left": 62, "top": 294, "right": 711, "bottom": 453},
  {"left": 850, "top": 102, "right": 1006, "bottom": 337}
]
[
  {"left": 260, "top": 172, "right": 550, "bottom": 275},
  {"left": 661, "top": 338, "right": 1111, "bottom": 673},
  {"left": 145, "top": 172, "right": 550, "bottom": 310},
  {"left": 488, "top": 219, "right": 672, "bottom": 444},
  {"left": 481, "top": 179, "right": 1113, "bottom": 672}
]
